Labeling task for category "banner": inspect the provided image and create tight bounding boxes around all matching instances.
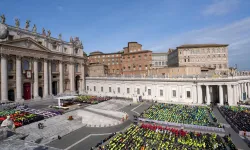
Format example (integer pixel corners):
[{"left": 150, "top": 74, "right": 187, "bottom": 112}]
[{"left": 138, "top": 118, "right": 224, "bottom": 133}]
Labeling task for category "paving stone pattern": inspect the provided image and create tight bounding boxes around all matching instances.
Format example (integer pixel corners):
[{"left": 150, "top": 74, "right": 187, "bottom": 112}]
[
  {"left": 87, "top": 99, "right": 131, "bottom": 110},
  {"left": 16, "top": 111, "right": 85, "bottom": 144}
]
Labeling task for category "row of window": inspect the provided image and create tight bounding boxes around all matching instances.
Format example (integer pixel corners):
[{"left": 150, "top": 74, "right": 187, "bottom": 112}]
[
  {"left": 87, "top": 86, "right": 191, "bottom": 98},
  {"left": 7, "top": 60, "right": 80, "bottom": 73},
  {"left": 92, "top": 54, "right": 121, "bottom": 59},
  {"left": 179, "top": 48, "right": 226, "bottom": 55},
  {"left": 154, "top": 61, "right": 168, "bottom": 66}
]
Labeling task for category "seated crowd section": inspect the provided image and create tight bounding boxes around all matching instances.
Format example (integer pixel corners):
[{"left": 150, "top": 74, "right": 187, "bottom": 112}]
[
  {"left": 140, "top": 103, "right": 219, "bottom": 127},
  {"left": 104, "top": 124, "right": 236, "bottom": 150},
  {"left": 219, "top": 106, "right": 250, "bottom": 132}
]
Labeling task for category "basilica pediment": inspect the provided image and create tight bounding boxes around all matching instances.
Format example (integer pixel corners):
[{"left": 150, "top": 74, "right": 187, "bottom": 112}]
[{"left": 0, "top": 37, "right": 50, "bottom": 52}]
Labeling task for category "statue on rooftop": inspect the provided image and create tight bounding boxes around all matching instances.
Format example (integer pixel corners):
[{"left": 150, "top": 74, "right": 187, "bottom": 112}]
[
  {"left": 15, "top": 18, "right": 20, "bottom": 28},
  {"left": 70, "top": 36, "right": 73, "bottom": 43},
  {"left": 0, "top": 14, "right": 5, "bottom": 24},
  {"left": 59, "top": 33, "right": 62, "bottom": 40},
  {"left": 42, "top": 28, "right": 46, "bottom": 36},
  {"left": 25, "top": 20, "right": 31, "bottom": 29},
  {"left": 32, "top": 24, "right": 37, "bottom": 33},
  {"left": 47, "top": 30, "right": 51, "bottom": 37}
]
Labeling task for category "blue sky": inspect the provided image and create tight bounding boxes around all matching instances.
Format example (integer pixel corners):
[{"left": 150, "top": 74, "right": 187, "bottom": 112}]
[{"left": 1, "top": 0, "right": 250, "bottom": 70}]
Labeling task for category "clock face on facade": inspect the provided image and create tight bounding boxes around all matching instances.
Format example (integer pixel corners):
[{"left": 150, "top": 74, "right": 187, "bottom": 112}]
[{"left": 26, "top": 70, "right": 32, "bottom": 79}]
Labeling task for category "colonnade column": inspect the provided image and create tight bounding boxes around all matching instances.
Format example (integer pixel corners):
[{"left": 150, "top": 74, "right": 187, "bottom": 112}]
[
  {"left": 197, "top": 85, "right": 203, "bottom": 104},
  {"left": 16, "top": 56, "right": 23, "bottom": 101},
  {"left": 233, "top": 85, "right": 237, "bottom": 105},
  {"left": 206, "top": 85, "right": 211, "bottom": 105},
  {"left": 1, "top": 55, "right": 8, "bottom": 101},
  {"left": 48, "top": 60, "right": 52, "bottom": 96},
  {"left": 236, "top": 84, "right": 239, "bottom": 103},
  {"left": 33, "top": 58, "right": 39, "bottom": 99},
  {"left": 248, "top": 83, "right": 250, "bottom": 98},
  {"left": 59, "top": 61, "right": 64, "bottom": 94},
  {"left": 244, "top": 83, "right": 247, "bottom": 94},
  {"left": 227, "top": 85, "right": 233, "bottom": 105},
  {"left": 219, "top": 85, "right": 224, "bottom": 105},
  {"left": 239, "top": 84, "right": 242, "bottom": 101},
  {"left": 192, "top": 85, "right": 197, "bottom": 104},
  {"left": 43, "top": 59, "right": 48, "bottom": 98}
]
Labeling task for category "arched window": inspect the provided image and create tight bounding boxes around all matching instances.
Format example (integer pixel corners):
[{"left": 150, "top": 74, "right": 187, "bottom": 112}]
[
  {"left": 23, "top": 60, "right": 29, "bottom": 70},
  {"left": 52, "top": 62, "right": 57, "bottom": 72},
  {"left": 38, "top": 62, "right": 42, "bottom": 72},
  {"left": 75, "top": 64, "right": 79, "bottom": 72},
  {"left": 8, "top": 60, "right": 13, "bottom": 71}
]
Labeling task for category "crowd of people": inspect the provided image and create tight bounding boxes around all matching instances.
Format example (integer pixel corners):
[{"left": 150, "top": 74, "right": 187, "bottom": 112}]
[
  {"left": 140, "top": 104, "right": 217, "bottom": 127},
  {"left": 103, "top": 124, "right": 235, "bottom": 150},
  {"left": 220, "top": 106, "right": 250, "bottom": 132}
]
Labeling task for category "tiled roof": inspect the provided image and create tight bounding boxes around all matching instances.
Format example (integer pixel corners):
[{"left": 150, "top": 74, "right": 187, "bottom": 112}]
[{"left": 177, "top": 44, "right": 228, "bottom": 48}]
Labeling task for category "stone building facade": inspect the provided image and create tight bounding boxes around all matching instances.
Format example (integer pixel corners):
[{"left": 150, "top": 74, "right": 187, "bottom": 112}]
[
  {"left": 86, "top": 76, "right": 250, "bottom": 106},
  {"left": 152, "top": 52, "right": 168, "bottom": 68},
  {"left": 0, "top": 23, "right": 86, "bottom": 102},
  {"left": 87, "top": 63, "right": 108, "bottom": 77},
  {"left": 149, "top": 66, "right": 201, "bottom": 77},
  {"left": 168, "top": 44, "right": 229, "bottom": 73}
]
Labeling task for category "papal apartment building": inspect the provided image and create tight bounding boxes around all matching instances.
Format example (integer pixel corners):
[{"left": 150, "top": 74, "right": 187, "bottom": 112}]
[
  {"left": 152, "top": 52, "right": 168, "bottom": 68},
  {"left": 88, "top": 42, "right": 152, "bottom": 76},
  {"left": 0, "top": 18, "right": 87, "bottom": 102},
  {"left": 168, "top": 44, "right": 229, "bottom": 73}
]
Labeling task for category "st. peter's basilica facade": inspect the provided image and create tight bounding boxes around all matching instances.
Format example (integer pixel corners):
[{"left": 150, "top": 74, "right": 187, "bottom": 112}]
[{"left": 0, "top": 17, "right": 87, "bottom": 102}]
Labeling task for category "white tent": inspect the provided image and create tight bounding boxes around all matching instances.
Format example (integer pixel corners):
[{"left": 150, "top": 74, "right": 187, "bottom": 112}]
[{"left": 56, "top": 96, "right": 78, "bottom": 107}]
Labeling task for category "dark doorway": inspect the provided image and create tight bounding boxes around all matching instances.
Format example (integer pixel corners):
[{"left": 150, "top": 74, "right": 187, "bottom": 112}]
[
  {"left": 52, "top": 81, "right": 57, "bottom": 96},
  {"left": 23, "top": 83, "right": 31, "bottom": 100},
  {"left": 39, "top": 87, "right": 43, "bottom": 98},
  {"left": 201, "top": 85, "right": 206, "bottom": 104},
  {"left": 211, "top": 85, "right": 219, "bottom": 104},
  {"left": 75, "top": 76, "right": 80, "bottom": 94},
  {"left": 8, "top": 89, "right": 15, "bottom": 101}
]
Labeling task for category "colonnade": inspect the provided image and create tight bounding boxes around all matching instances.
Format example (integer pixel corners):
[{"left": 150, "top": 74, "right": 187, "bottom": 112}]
[{"left": 195, "top": 83, "right": 250, "bottom": 106}]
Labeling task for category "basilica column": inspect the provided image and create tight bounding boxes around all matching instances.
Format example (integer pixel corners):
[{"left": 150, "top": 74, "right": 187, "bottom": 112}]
[
  {"left": 69, "top": 62, "right": 75, "bottom": 94},
  {"left": 43, "top": 59, "right": 48, "bottom": 98},
  {"left": 197, "top": 85, "right": 203, "bottom": 104},
  {"left": 16, "top": 56, "right": 23, "bottom": 101},
  {"left": 81, "top": 63, "right": 85, "bottom": 92},
  {"left": 48, "top": 60, "right": 52, "bottom": 95},
  {"left": 1, "top": 55, "right": 8, "bottom": 101},
  {"left": 206, "top": 85, "right": 211, "bottom": 105},
  {"left": 219, "top": 85, "right": 224, "bottom": 105},
  {"left": 59, "top": 61, "right": 64, "bottom": 94},
  {"left": 33, "top": 59, "right": 39, "bottom": 99}
]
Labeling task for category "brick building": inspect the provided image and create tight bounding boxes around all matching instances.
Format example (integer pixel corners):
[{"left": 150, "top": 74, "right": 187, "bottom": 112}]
[
  {"left": 122, "top": 42, "right": 152, "bottom": 75},
  {"left": 88, "top": 42, "right": 152, "bottom": 76},
  {"left": 88, "top": 51, "right": 123, "bottom": 75}
]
